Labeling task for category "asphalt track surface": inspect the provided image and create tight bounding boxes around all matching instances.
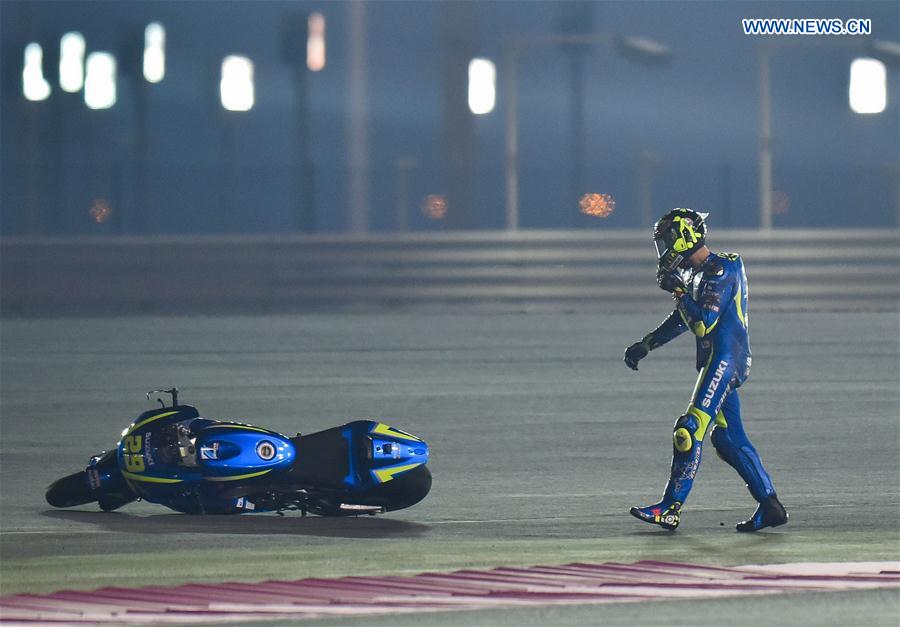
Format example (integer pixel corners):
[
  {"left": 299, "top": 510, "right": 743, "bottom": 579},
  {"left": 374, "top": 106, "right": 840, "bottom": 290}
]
[{"left": 1, "top": 312, "right": 898, "bottom": 624}]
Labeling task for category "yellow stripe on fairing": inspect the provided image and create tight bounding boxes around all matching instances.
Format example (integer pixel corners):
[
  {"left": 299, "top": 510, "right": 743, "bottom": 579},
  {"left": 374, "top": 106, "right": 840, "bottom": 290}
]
[
  {"left": 121, "top": 471, "right": 183, "bottom": 483},
  {"left": 373, "top": 463, "right": 422, "bottom": 483},
  {"left": 127, "top": 411, "right": 180, "bottom": 435},
  {"left": 371, "top": 423, "right": 422, "bottom": 442},
  {"left": 209, "top": 424, "right": 275, "bottom": 434},
  {"left": 204, "top": 469, "right": 272, "bottom": 482}
]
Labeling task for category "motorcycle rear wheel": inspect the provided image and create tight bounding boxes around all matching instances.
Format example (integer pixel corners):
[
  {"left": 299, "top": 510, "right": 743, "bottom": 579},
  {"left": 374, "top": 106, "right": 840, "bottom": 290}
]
[{"left": 310, "top": 464, "right": 433, "bottom": 516}]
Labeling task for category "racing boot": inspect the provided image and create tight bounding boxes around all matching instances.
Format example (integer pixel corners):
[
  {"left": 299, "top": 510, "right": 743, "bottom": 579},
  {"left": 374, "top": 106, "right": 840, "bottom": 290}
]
[
  {"left": 736, "top": 494, "right": 787, "bottom": 532},
  {"left": 629, "top": 501, "right": 681, "bottom": 530}
]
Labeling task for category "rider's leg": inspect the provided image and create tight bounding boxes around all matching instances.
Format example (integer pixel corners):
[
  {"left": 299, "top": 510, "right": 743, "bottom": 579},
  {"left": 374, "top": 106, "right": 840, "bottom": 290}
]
[
  {"left": 710, "top": 391, "right": 787, "bottom": 531},
  {"left": 630, "top": 355, "right": 734, "bottom": 530},
  {"left": 709, "top": 391, "right": 774, "bottom": 502}
]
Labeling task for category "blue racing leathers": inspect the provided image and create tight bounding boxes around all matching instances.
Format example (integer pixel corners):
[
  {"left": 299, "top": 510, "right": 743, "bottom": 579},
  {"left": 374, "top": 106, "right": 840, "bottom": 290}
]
[{"left": 640, "top": 252, "right": 776, "bottom": 507}]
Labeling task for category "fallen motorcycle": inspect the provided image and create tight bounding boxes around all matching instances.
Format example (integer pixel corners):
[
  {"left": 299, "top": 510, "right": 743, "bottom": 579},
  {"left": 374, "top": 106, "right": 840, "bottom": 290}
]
[{"left": 46, "top": 388, "right": 431, "bottom": 516}]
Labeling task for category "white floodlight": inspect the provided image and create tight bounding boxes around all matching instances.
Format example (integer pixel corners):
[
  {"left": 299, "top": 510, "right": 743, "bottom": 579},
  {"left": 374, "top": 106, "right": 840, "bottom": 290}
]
[
  {"left": 220, "top": 55, "right": 254, "bottom": 111},
  {"left": 59, "top": 32, "right": 85, "bottom": 92},
  {"left": 307, "top": 12, "right": 326, "bottom": 72},
  {"left": 23, "top": 43, "right": 51, "bottom": 101},
  {"left": 84, "top": 52, "right": 117, "bottom": 109},
  {"left": 849, "top": 57, "right": 886, "bottom": 114},
  {"left": 468, "top": 57, "right": 496, "bottom": 115},
  {"left": 143, "top": 22, "right": 165, "bottom": 83}
]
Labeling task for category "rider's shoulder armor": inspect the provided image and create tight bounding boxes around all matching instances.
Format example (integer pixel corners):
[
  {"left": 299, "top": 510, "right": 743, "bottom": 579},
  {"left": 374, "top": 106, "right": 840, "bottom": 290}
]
[{"left": 702, "top": 252, "right": 741, "bottom": 281}]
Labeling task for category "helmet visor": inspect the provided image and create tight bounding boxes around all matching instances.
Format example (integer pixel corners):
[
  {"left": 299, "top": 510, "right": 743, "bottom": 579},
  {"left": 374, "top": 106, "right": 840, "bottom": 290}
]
[
  {"left": 654, "top": 231, "right": 683, "bottom": 273},
  {"left": 653, "top": 236, "right": 669, "bottom": 260}
]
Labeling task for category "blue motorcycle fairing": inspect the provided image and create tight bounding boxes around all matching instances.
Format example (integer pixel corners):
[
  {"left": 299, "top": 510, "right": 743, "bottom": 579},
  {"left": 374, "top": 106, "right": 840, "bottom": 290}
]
[
  {"left": 116, "top": 406, "right": 203, "bottom": 490},
  {"left": 195, "top": 424, "right": 296, "bottom": 477},
  {"left": 86, "top": 450, "right": 129, "bottom": 494},
  {"left": 115, "top": 406, "right": 295, "bottom": 507}
]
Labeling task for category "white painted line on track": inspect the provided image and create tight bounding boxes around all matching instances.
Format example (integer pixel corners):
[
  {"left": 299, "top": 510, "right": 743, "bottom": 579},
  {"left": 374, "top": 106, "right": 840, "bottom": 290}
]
[
  {"left": 3, "top": 501, "right": 897, "bottom": 536},
  {"left": 742, "top": 561, "right": 900, "bottom": 576}
]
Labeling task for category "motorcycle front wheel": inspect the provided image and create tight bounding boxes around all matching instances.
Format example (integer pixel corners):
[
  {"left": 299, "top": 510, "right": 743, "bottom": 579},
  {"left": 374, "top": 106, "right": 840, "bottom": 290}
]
[{"left": 46, "top": 471, "right": 97, "bottom": 508}]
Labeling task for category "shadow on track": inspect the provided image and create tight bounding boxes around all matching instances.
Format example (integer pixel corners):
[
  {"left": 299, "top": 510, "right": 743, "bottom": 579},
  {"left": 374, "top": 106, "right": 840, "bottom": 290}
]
[{"left": 41, "top": 509, "right": 431, "bottom": 539}]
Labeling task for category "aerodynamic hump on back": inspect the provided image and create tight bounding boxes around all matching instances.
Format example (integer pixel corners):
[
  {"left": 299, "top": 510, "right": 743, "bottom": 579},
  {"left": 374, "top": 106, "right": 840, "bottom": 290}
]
[{"left": 352, "top": 420, "right": 429, "bottom": 486}]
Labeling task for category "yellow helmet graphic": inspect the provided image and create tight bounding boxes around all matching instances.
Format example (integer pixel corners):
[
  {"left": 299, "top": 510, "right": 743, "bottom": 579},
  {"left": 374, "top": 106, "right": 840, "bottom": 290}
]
[{"left": 654, "top": 208, "right": 708, "bottom": 271}]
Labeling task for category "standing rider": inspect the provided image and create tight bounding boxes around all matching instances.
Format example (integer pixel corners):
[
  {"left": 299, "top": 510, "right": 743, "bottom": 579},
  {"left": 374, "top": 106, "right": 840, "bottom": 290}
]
[{"left": 624, "top": 208, "right": 787, "bottom": 532}]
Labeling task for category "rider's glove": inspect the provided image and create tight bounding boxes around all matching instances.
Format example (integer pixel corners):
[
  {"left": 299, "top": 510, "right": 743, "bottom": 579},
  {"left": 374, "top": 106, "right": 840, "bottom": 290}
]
[
  {"left": 624, "top": 341, "right": 650, "bottom": 371},
  {"left": 657, "top": 266, "right": 687, "bottom": 295}
]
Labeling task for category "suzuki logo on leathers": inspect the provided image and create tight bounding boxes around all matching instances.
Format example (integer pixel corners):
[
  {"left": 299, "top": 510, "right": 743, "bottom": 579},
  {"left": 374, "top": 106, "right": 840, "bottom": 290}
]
[{"left": 702, "top": 360, "right": 729, "bottom": 408}]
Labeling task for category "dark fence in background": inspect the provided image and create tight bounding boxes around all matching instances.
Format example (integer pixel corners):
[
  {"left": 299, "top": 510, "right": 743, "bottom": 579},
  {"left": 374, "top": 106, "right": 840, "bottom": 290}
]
[{"left": 2, "top": 230, "right": 898, "bottom": 317}]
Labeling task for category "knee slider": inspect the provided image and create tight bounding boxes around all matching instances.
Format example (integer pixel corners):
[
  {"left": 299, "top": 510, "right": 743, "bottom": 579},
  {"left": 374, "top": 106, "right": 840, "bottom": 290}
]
[{"left": 673, "top": 413, "right": 699, "bottom": 453}]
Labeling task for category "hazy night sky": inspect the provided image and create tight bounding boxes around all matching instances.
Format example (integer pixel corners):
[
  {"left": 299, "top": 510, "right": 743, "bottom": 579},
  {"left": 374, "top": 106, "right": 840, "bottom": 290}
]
[{"left": 2, "top": 1, "right": 898, "bottom": 234}]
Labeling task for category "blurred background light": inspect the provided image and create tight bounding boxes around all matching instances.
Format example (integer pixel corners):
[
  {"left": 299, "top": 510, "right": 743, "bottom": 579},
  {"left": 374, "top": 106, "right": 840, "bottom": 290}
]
[
  {"left": 307, "top": 12, "right": 326, "bottom": 72},
  {"left": 578, "top": 192, "right": 615, "bottom": 218},
  {"left": 3, "top": 2, "right": 899, "bottom": 237},
  {"left": 22, "top": 43, "right": 51, "bottom": 101},
  {"left": 849, "top": 57, "right": 887, "bottom": 114},
  {"left": 771, "top": 190, "right": 791, "bottom": 215},
  {"left": 422, "top": 194, "right": 448, "bottom": 220},
  {"left": 143, "top": 22, "right": 166, "bottom": 83},
  {"left": 220, "top": 55, "right": 254, "bottom": 111},
  {"left": 868, "top": 40, "right": 900, "bottom": 67},
  {"left": 616, "top": 35, "right": 672, "bottom": 66},
  {"left": 468, "top": 58, "right": 496, "bottom": 115},
  {"left": 59, "top": 32, "right": 85, "bottom": 92},
  {"left": 84, "top": 52, "right": 117, "bottom": 109},
  {"left": 89, "top": 198, "right": 113, "bottom": 223}
]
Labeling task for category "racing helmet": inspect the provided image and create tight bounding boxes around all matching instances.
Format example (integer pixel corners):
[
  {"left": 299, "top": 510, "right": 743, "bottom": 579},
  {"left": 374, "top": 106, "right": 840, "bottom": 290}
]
[{"left": 653, "top": 208, "right": 708, "bottom": 272}]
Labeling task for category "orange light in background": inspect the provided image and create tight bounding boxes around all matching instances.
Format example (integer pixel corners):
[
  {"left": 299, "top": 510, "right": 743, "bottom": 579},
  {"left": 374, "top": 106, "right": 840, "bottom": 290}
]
[
  {"left": 421, "top": 194, "right": 448, "bottom": 220},
  {"left": 89, "top": 198, "right": 113, "bottom": 223},
  {"left": 772, "top": 190, "right": 791, "bottom": 215},
  {"left": 579, "top": 193, "right": 615, "bottom": 218}
]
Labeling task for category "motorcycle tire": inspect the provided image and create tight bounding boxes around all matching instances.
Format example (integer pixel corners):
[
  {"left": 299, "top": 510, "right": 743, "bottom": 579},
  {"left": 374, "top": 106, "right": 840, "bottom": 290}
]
[
  {"left": 46, "top": 471, "right": 97, "bottom": 508},
  {"left": 370, "top": 464, "right": 432, "bottom": 512}
]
